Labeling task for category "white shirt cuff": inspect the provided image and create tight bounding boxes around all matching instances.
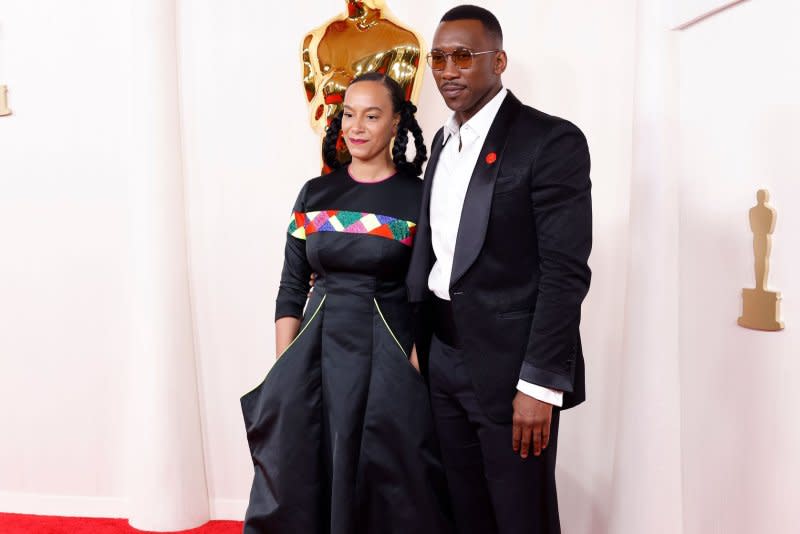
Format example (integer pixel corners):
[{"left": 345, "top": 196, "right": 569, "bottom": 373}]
[{"left": 516, "top": 379, "right": 564, "bottom": 407}]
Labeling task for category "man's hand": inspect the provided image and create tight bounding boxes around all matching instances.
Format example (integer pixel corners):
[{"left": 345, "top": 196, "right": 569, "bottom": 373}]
[{"left": 512, "top": 390, "right": 553, "bottom": 458}]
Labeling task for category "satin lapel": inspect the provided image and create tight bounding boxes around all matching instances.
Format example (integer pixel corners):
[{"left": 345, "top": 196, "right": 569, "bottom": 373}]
[{"left": 450, "top": 93, "right": 522, "bottom": 289}]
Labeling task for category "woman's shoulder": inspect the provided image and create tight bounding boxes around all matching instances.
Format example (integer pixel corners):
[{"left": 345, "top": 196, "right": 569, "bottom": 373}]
[
  {"left": 305, "top": 166, "right": 347, "bottom": 189},
  {"left": 295, "top": 167, "right": 349, "bottom": 202},
  {"left": 376, "top": 169, "right": 424, "bottom": 221},
  {"left": 392, "top": 168, "right": 424, "bottom": 193}
]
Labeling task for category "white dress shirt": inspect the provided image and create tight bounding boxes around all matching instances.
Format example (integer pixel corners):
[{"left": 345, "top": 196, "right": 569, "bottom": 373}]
[{"left": 427, "top": 87, "right": 563, "bottom": 407}]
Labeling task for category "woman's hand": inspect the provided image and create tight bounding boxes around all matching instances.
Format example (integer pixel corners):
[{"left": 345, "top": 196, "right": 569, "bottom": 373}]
[
  {"left": 307, "top": 273, "right": 316, "bottom": 297},
  {"left": 275, "top": 317, "right": 301, "bottom": 358},
  {"left": 409, "top": 344, "right": 421, "bottom": 373}
]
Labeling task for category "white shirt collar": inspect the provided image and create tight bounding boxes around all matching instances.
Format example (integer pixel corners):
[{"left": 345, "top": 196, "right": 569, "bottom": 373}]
[{"left": 442, "top": 87, "right": 509, "bottom": 145}]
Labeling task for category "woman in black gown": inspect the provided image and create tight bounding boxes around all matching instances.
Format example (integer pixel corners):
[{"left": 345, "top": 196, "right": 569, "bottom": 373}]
[{"left": 241, "top": 73, "right": 453, "bottom": 534}]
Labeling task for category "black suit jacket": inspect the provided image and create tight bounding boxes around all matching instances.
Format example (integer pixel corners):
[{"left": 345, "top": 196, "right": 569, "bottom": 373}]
[{"left": 407, "top": 91, "right": 592, "bottom": 422}]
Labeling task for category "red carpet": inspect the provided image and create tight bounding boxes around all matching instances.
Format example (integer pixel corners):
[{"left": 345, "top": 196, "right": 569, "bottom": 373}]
[{"left": 0, "top": 514, "right": 242, "bottom": 534}]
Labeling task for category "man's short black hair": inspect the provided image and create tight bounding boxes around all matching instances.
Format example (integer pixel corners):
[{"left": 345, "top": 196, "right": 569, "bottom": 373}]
[{"left": 440, "top": 4, "right": 503, "bottom": 45}]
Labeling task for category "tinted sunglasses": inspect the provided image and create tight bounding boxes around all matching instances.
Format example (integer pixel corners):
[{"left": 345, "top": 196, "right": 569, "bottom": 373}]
[{"left": 426, "top": 48, "right": 501, "bottom": 71}]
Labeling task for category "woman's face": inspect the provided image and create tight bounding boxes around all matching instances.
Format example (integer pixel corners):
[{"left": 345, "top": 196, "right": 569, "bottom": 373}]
[{"left": 341, "top": 81, "right": 399, "bottom": 164}]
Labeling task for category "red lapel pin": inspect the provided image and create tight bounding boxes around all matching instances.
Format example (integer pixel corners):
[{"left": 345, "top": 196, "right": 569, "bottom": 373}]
[{"left": 485, "top": 152, "right": 497, "bottom": 164}]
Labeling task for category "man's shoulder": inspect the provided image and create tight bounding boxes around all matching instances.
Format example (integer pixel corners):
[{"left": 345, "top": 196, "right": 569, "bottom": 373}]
[
  {"left": 513, "top": 99, "right": 584, "bottom": 137},
  {"left": 500, "top": 95, "right": 589, "bottom": 162}
]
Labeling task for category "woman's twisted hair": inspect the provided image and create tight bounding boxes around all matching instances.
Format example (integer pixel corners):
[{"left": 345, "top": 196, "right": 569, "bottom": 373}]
[
  {"left": 322, "top": 112, "right": 344, "bottom": 172},
  {"left": 322, "top": 72, "right": 427, "bottom": 176}
]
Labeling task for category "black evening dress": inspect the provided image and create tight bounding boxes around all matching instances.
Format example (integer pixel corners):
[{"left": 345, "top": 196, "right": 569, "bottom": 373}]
[{"left": 241, "top": 167, "right": 452, "bottom": 534}]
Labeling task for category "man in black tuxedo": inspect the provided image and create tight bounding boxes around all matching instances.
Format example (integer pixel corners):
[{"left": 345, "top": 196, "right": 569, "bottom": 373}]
[{"left": 406, "top": 5, "right": 592, "bottom": 534}]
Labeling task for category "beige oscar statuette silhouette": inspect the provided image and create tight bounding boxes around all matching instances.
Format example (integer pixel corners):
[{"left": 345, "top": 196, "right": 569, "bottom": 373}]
[{"left": 738, "top": 189, "right": 784, "bottom": 331}]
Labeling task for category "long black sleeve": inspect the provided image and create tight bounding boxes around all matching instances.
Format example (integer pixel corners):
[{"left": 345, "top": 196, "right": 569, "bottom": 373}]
[
  {"left": 275, "top": 183, "right": 312, "bottom": 321},
  {"left": 519, "top": 122, "right": 592, "bottom": 392}
]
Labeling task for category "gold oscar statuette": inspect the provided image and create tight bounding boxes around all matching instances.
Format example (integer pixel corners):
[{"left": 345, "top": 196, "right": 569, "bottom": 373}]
[
  {"left": 738, "top": 189, "right": 785, "bottom": 331},
  {"left": 0, "top": 85, "right": 11, "bottom": 116},
  {"left": 301, "top": 0, "right": 425, "bottom": 168}
]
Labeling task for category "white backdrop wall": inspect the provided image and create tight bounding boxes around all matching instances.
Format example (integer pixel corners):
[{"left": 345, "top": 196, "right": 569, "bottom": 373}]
[
  {"left": 0, "top": 0, "right": 132, "bottom": 517},
  {"left": 1, "top": 1, "right": 798, "bottom": 533},
  {"left": 677, "top": 1, "right": 800, "bottom": 532}
]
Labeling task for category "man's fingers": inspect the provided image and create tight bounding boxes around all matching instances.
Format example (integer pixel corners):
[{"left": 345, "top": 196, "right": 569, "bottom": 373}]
[
  {"left": 520, "top": 425, "right": 531, "bottom": 458},
  {"left": 513, "top": 392, "right": 555, "bottom": 459},
  {"left": 532, "top": 426, "right": 542, "bottom": 456},
  {"left": 542, "top": 418, "right": 551, "bottom": 451},
  {"left": 533, "top": 412, "right": 553, "bottom": 456},
  {"left": 512, "top": 422, "right": 522, "bottom": 453}
]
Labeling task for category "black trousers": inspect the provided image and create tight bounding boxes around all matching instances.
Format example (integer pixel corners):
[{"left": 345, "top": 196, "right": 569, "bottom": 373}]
[{"left": 428, "top": 334, "right": 561, "bottom": 534}]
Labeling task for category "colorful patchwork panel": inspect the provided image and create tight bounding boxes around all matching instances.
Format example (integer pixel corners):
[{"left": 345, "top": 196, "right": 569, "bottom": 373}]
[{"left": 287, "top": 210, "right": 416, "bottom": 246}]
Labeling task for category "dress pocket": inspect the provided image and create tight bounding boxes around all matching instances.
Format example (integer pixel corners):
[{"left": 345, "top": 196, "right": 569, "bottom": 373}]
[
  {"left": 373, "top": 298, "right": 425, "bottom": 382},
  {"left": 242, "top": 294, "right": 327, "bottom": 401},
  {"left": 276, "top": 294, "right": 327, "bottom": 360}
]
